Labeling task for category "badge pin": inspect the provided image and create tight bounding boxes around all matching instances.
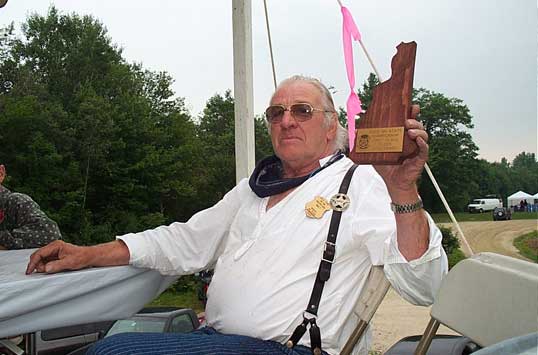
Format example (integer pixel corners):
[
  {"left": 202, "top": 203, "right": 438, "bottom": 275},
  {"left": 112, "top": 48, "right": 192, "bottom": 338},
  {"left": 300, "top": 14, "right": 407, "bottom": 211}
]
[
  {"left": 330, "top": 193, "right": 351, "bottom": 212},
  {"left": 305, "top": 196, "right": 331, "bottom": 219}
]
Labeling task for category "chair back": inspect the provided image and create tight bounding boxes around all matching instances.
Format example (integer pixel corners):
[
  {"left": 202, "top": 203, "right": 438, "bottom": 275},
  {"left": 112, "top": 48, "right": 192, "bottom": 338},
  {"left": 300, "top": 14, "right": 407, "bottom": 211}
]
[
  {"left": 340, "top": 265, "right": 391, "bottom": 355},
  {"left": 430, "top": 252, "right": 538, "bottom": 347}
]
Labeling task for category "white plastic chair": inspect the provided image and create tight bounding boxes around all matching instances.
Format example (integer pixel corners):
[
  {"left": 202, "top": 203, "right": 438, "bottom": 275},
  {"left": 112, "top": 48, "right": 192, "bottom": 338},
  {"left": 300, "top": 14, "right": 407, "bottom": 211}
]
[{"left": 414, "top": 252, "right": 538, "bottom": 355}]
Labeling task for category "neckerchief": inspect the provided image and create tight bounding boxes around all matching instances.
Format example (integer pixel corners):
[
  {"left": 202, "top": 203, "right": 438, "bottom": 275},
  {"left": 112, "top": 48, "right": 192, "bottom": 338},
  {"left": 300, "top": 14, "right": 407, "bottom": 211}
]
[{"left": 249, "top": 151, "right": 344, "bottom": 198}]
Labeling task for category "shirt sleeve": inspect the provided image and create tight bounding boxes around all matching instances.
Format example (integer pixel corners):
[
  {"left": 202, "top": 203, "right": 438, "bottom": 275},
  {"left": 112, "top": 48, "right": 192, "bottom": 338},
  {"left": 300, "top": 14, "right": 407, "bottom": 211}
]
[
  {"left": 117, "top": 179, "right": 249, "bottom": 275},
  {"left": 382, "top": 213, "right": 448, "bottom": 306},
  {"left": 0, "top": 194, "right": 62, "bottom": 250},
  {"left": 354, "top": 169, "right": 448, "bottom": 306}
]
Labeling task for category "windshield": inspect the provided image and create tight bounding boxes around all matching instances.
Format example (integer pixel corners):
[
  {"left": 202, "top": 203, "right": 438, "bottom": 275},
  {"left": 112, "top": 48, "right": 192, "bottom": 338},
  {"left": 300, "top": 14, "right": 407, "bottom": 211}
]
[
  {"left": 106, "top": 318, "right": 166, "bottom": 337},
  {"left": 472, "top": 200, "right": 481, "bottom": 204}
]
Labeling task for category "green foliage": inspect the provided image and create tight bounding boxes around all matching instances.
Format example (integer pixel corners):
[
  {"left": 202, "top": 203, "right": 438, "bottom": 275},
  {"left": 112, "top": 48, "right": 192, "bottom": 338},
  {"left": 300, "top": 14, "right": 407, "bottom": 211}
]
[
  {"left": 357, "top": 73, "right": 379, "bottom": 110},
  {"left": 439, "top": 226, "right": 466, "bottom": 268},
  {"left": 0, "top": 7, "right": 205, "bottom": 243},
  {"left": 513, "top": 230, "right": 538, "bottom": 262},
  {"left": 148, "top": 289, "right": 205, "bottom": 314},
  {"left": 439, "top": 226, "right": 459, "bottom": 255},
  {"left": 167, "top": 275, "right": 199, "bottom": 293},
  {"left": 413, "top": 88, "right": 479, "bottom": 212},
  {"left": 447, "top": 248, "right": 466, "bottom": 269}
]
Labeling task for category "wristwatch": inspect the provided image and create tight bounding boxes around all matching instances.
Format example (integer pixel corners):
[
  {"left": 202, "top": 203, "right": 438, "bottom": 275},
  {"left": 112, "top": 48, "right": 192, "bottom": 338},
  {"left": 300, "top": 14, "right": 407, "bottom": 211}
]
[{"left": 390, "top": 199, "right": 423, "bottom": 214}]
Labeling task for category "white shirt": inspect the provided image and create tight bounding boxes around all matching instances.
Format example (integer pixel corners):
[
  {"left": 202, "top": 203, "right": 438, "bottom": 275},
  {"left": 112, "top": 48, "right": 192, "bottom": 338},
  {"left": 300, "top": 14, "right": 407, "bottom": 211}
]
[{"left": 119, "top": 156, "right": 448, "bottom": 355}]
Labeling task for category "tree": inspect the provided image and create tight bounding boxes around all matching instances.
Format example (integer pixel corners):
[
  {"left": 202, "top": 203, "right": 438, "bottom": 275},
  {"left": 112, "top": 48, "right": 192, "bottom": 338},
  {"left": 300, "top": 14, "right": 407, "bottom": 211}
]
[
  {"left": 195, "top": 91, "right": 273, "bottom": 210},
  {"left": 0, "top": 7, "right": 204, "bottom": 244},
  {"left": 508, "top": 152, "right": 538, "bottom": 197},
  {"left": 412, "top": 88, "right": 479, "bottom": 212}
]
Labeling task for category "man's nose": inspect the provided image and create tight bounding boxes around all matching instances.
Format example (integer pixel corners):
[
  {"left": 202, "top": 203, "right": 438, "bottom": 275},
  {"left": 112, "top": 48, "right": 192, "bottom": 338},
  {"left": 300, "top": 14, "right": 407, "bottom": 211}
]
[{"left": 279, "top": 109, "right": 297, "bottom": 128}]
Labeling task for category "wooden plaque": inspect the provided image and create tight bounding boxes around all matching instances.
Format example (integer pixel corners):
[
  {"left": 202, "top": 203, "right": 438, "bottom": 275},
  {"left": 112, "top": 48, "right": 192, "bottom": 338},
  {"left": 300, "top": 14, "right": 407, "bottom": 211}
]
[{"left": 349, "top": 42, "right": 419, "bottom": 165}]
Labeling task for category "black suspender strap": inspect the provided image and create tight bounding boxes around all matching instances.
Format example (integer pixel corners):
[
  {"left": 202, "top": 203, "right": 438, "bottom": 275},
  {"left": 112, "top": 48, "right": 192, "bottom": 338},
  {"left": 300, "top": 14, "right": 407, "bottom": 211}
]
[{"left": 286, "top": 164, "right": 358, "bottom": 355}]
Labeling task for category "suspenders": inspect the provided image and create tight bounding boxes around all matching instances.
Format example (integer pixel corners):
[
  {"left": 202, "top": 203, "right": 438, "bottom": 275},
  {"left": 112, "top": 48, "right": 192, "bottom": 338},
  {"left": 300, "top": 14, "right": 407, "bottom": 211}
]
[{"left": 286, "top": 164, "right": 358, "bottom": 355}]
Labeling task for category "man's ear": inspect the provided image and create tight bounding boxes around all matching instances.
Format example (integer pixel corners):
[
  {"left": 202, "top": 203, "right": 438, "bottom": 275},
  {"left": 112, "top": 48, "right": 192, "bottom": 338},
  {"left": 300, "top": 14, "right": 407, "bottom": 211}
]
[
  {"left": 326, "top": 114, "right": 338, "bottom": 141},
  {"left": 0, "top": 165, "right": 5, "bottom": 184}
]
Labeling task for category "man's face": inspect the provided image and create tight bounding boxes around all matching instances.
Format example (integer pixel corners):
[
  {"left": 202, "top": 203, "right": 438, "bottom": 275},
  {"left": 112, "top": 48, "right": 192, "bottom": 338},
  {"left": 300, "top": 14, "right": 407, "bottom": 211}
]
[
  {"left": 269, "top": 82, "right": 336, "bottom": 170},
  {"left": 0, "top": 165, "right": 5, "bottom": 185}
]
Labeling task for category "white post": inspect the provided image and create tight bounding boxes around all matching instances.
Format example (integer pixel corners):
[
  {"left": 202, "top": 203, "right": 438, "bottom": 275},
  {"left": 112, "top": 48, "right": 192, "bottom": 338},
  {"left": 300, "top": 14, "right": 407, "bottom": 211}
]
[{"left": 232, "top": 0, "right": 255, "bottom": 183}]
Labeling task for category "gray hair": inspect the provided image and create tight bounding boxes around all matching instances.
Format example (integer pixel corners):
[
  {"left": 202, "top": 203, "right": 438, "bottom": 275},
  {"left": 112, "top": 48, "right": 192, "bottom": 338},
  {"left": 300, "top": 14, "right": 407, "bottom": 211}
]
[{"left": 267, "top": 75, "right": 348, "bottom": 151}]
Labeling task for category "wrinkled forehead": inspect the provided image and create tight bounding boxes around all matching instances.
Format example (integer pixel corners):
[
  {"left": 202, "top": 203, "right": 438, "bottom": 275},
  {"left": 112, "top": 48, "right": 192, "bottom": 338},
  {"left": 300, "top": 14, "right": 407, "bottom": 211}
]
[{"left": 270, "top": 81, "right": 324, "bottom": 106}]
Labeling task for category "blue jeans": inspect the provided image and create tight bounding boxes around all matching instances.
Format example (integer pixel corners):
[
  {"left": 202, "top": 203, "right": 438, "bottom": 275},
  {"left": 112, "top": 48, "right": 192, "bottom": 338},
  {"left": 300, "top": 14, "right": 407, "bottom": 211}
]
[{"left": 86, "top": 327, "right": 329, "bottom": 355}]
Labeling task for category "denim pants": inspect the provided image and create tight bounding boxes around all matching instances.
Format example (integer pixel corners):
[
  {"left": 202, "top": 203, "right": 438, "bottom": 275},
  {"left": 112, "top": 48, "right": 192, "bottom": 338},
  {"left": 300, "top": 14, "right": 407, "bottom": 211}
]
[{"left": 86, "top": 327, "right": 329, "bottom": 355}]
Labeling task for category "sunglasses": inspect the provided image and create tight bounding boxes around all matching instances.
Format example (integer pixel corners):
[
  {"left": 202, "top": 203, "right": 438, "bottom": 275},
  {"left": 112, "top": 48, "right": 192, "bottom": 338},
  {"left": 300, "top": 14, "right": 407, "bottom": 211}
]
[{"left": 265, "top": 103, "right": 335, "bottom": 124}]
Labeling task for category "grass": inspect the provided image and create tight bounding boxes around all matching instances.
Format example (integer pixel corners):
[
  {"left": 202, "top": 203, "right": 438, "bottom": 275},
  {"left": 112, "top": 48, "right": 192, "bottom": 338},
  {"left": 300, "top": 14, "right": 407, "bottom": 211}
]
[
  {"left": 147, "top": 289, "right": 205, "bottom": 314},
  {"left": 431, "top": 211, "right": 537, "bottom": 223},
  {"left": 513, "top": 230, "right": 538, "bottom": 262}
]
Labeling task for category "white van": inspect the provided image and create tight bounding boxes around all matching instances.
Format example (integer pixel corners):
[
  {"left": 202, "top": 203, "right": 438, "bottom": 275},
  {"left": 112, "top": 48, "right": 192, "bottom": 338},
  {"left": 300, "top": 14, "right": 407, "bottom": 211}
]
[{"left": 467, "top": 198, "right": 502, "bottom": 213}]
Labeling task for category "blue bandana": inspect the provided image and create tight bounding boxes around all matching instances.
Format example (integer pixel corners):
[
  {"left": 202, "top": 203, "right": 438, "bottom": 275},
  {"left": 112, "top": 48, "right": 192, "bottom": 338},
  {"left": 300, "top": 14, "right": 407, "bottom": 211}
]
[{"left": 248, "top": 151, "right": 344, "bottom": 198}]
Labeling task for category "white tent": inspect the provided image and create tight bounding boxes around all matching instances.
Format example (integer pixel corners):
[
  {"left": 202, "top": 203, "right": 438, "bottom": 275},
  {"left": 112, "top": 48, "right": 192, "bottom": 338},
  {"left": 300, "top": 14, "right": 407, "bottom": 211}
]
[
  {"left": 507, "top": 191, "right": 533, "bottom": 208},
  {"left": 533, "top": 192, "right": 538, "bottom": 204}
]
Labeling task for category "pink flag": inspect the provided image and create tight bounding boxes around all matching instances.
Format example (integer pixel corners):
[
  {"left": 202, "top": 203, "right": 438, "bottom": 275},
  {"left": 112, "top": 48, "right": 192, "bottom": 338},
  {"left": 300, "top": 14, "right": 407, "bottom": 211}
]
[{"left": 341, "top": 6, "right": 363, "bottom": 151}]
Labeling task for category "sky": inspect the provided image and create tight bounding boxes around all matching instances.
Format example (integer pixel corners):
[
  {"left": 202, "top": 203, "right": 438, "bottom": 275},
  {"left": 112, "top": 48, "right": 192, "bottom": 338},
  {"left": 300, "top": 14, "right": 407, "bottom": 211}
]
[{"left": 1, "top": 0, "right": 536, "bottom": 163}]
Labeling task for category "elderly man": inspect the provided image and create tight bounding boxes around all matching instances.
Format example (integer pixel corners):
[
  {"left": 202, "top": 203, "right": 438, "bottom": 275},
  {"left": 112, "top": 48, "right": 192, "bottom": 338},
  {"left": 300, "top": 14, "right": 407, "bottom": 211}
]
[
  {"left": 0, "top": 164, "right": 61, "bottom": 250},
  {"left": 27, "top": 75, "right": 447, "bottom": 355}
]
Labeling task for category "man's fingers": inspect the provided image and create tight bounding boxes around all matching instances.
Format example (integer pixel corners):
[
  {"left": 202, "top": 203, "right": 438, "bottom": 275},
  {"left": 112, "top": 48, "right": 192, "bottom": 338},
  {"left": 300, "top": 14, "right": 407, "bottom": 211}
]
[
  {"left": 408, "top": 128, "right": 429, "bottom": 143},
  {"left": 416, "top": 136, "right": 429, "bottom": 162},
  {"left": 26, "top": 240, "right": 63, "bottom": 274},
  {"left": 44, "top": 259, "right": 73, "bottom": 273},
  {"left": 405, "top": 119, "right": 424, "bottom": 131}
]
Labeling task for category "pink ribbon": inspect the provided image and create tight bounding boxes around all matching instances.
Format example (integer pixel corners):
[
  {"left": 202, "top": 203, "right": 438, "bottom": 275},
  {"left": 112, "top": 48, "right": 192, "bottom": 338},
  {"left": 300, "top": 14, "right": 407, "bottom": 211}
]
[{"left": 341, "top": 6, "right": 363, "bottom": 150}]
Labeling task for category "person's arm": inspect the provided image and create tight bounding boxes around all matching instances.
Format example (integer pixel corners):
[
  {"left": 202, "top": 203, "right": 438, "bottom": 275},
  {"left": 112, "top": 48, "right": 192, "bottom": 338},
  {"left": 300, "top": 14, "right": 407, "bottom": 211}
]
[
  {"left": 27, "top": 179, "right": 249, "bottom": 275},
  {"left": 362, "top": 105, "right": 448, "bottom": 305},
  {"left": 26, "top": 239, "right": 130, "bottom": 274},
  {"left": 1, "top": 193, "right": 62, "bottom": 249}
]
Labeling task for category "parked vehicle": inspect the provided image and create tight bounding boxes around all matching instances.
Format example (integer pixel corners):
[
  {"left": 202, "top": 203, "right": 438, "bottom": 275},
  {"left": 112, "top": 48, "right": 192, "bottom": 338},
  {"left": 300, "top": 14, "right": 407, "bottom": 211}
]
[
  {"left": 107, "top": 308, "right": 199, "bottom": 336},
  {"left": 65, "top": 308, "right": 199, "bottom": 355},
  {"left": 34, "top": 320, "right": 114, "bottom": 355},
  {"left": 467, "top": 198, "right": 502, "bottom": 213},
  {"left": 492, "top": 207, "right": 512, "bottom": 221}
]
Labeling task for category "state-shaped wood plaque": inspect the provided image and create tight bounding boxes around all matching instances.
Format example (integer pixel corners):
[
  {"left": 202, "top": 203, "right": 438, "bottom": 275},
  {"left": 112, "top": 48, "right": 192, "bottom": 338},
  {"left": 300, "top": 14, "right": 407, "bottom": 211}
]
[{"left": 349, "top": 41, "right": 419, "bottom": 165}]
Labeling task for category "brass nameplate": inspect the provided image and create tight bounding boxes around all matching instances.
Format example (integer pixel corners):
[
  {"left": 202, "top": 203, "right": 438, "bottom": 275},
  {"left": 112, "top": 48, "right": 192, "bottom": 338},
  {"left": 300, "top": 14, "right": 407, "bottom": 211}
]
[
  {"left": 305, "top": 196, "right": 331, "bottom": 219},
  {"left": 354, "top": 127, "right": 404, "bottom": 153}
]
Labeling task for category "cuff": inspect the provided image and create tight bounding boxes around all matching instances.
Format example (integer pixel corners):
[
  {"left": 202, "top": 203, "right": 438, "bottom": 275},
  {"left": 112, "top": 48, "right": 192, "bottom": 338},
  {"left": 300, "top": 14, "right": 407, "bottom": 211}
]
[
  {"left": 384, "top": 213, "right": 443, "bottom": 267},
  {"left": 116, "top": 233, "right": 151, "bottom": 268}
]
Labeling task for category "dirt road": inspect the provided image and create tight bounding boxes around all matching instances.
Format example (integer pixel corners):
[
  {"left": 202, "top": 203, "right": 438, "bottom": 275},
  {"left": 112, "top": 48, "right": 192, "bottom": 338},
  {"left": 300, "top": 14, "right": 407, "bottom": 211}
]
[{"left": 370, "top": 219, "right": 537, "bottom": 353}]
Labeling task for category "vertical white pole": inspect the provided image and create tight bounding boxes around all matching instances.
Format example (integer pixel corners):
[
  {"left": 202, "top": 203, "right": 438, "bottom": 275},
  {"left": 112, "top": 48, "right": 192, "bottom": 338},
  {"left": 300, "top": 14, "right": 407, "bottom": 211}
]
[{"left": 232, "top": 0, "right": 255, "bottom": 183}]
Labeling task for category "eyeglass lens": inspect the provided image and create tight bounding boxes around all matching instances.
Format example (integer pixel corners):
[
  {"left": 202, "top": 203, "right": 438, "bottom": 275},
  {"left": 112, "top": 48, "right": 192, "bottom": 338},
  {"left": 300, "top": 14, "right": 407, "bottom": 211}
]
[{"left": 265, "top": 103, "right": 314, "bottom": 123}]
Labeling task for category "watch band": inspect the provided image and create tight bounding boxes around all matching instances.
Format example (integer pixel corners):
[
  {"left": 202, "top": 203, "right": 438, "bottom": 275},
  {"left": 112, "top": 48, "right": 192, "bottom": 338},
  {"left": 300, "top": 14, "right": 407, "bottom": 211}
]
[{"left": 390, "top": 199, "right": 423, "bottom": 214}]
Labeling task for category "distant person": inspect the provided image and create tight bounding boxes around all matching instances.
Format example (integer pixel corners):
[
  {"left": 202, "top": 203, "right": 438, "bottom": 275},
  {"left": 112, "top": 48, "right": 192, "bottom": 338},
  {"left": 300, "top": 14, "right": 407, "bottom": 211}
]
[{"left": 0, "top": 164, "right": 61, "bottom": 250}]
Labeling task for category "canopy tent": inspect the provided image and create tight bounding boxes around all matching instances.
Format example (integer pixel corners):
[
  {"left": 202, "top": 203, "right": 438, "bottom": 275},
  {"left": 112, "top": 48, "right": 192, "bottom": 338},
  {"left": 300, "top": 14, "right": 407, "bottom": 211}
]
[{"left": 507, "top": 191, "right": 534, "bottom": 208}]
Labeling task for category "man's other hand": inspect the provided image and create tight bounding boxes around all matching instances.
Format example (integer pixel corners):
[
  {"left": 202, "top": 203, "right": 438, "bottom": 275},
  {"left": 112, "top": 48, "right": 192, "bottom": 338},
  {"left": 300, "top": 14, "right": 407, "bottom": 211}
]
[
  {"left": 26, "top": 240, "right": 93, "bottom": 274},
  {"left": 26, "top": 239, "right": 130, "bottom": 274}
]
